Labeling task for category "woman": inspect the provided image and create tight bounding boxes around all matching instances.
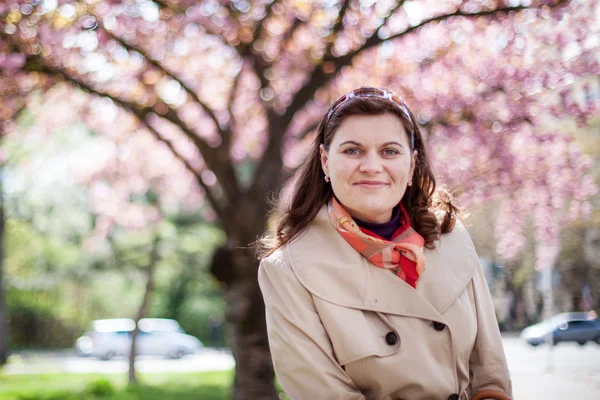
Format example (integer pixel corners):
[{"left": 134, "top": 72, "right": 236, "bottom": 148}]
[{"left": 258, "top": 87, "right": 512, "bottom": 400}]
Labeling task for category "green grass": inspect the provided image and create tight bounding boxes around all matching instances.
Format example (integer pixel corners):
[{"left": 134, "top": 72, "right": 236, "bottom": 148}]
[{"left": 0, "top": 370, "right": 237, "bottom": 400}]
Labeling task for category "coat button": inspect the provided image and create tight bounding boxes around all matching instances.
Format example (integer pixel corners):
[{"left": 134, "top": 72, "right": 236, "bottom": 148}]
[
  {"left": 447, "top": 394, "right": 459, "bottom": 400},
  {"left": 385, "top": 331, "right": 399, "bottom": 345},
  {"left": 433, "top": 322, "right": 446, "bottom": 331}
]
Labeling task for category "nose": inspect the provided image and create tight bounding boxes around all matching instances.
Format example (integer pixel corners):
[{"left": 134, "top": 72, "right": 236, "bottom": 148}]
[{"left": 359, "top": 152, "right": 383, "bottom": 174}]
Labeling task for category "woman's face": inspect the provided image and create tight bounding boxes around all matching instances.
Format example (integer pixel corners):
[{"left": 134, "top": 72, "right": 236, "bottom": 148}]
[{"left": 320, "top": 113, "right": 416, "bottom": 224}]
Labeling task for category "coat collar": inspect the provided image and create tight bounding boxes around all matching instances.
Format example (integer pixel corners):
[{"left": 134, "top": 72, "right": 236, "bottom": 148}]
[{"left": 285, "top": 206, "right": 477, "bottom": 322}]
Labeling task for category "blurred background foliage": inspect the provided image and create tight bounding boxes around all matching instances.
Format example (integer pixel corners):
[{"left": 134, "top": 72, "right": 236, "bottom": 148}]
[
  {"left": 467, "top": 112, "right": 600, "bottom": 330},
  {"left": 3, "top": 118, "right": 227, "bottom": 349}
]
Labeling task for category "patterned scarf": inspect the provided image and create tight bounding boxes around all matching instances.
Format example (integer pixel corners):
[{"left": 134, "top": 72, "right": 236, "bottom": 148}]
[{"left": 327, "top": 198, "right": 426, "bottom": 288}]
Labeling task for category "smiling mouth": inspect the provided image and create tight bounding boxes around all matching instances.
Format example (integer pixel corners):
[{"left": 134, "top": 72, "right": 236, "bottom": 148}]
[{"left": 355, "top": 181, "right": 388, "bottom": 188}]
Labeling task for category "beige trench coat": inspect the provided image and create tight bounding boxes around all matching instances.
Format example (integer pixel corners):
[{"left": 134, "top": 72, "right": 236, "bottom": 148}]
[{"left": 258, "top": 207, "right": 512, "bottom": 400}]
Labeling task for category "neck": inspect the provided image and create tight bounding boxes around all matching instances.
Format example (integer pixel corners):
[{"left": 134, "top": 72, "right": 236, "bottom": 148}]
[
  {"left": 353, "top": 207, "right": 402, "bottom": 241},
  {"left": 345, "top": 208, "right": 393, "bottom": 224}
]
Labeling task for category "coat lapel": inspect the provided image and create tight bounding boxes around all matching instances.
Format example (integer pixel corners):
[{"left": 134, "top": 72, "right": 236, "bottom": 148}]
[{"left": 286, "top": 207, "right": 476, "bottom": 322}]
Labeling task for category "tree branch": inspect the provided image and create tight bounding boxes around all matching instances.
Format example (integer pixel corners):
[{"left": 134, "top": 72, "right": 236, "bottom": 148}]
[
  {"left": 150, "top": 0, "right": 175, "bottom": 10},
  {"left": 296, "top": 119, "right": 321, "bottom": 141},
  {"left": 381, "top": 0, "right": 408, "bottom": 27},
  {"left": 323, "top": 0, "right": 352, "bottom": 58},
  {"left": 277, "top": 16, "right": 304, "bottom": 58},
  {"left": 23, "top": 54, "right": 239, "bottom": 204},
  {"left": 54, "top": 59, "right": 227, "bottom": 220},
  {"left": 248, "top": 107, "right": 290, "bottom": 200},
  {"left": 0, "top": 103, "right": 27, "bottom": 135},
  {"left": 139, "top": 118, "right": 227, "bottom": 223},
  {"left": 279, "top": 67, "right": 329, "bottom": 136},
  {"left": 328, "top": 4, "right": 536, "bottom": 68},
  {"left": 101, "top": 26, "right": 225, "bottom": 137},
  {"left": 268, "top": 118, "right": 330, "bottom": 195},
  {"left": 253, "top": 0, "right": 282, "bottom": 43},
  {"left": 236, "top": 2, "right": 293, "bottom": 194},
  {"left": 283, "top": 2, "right": 553, "bottom": 137},
  {"left": 243, "top": 0, "right": 284, "bottom": 89},
  {"left": 224, "top": 61, "right": 245, "bottom": 150},
  {"left": 150, "top": 0, "right": 246, "bottom": 56},
  {"left": 250, "top": 52, "right": 271, "bottom": 94}
]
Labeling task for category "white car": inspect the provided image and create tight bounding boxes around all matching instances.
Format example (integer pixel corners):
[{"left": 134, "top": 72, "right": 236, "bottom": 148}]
[{"left": 75, "top": 318, "right": 203, "bottom": 360}]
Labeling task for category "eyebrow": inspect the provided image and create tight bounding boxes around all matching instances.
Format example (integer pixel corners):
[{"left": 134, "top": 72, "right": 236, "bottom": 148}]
[{"left": 338, "top": 140, "right": 405, "bottom": 148}]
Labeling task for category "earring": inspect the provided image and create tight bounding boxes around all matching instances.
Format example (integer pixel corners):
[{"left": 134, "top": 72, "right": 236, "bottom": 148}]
[{"left": 324, "top": 175, "right": 330, "bottom": 182}]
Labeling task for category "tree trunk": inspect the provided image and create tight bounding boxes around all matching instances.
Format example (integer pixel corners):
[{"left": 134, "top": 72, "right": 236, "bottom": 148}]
[
  {"left": 211, "top": 245, "right": 277, "bottom": 400},
  {"left": 128, "top": 235, "right": 160, "bottom": 384},
  {"left": 0, "top": 166, "right": 8, "bottom": 365}
]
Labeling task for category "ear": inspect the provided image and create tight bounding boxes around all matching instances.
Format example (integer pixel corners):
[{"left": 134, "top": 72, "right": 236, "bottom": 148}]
[
  {"left": 319, "top": 144, "right": 329, "bottom": 177},
  {"left": 409, "top": 150, "right": 418, "bottom": 180}
]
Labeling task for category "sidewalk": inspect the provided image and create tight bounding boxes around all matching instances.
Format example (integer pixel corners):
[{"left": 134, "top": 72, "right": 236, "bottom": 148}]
[
  {"left": 2, "top": 348, "right": 234, "bottom": 375},
  {"left": 511, "top": 369, "right": 600, "bottom": 400},
  {"left": 502, "top": 335, "right": 600, "bottom": 399}
]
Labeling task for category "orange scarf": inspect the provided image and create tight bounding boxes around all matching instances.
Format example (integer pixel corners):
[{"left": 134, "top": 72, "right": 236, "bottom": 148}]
[{"left": 327, "top": 198, "right": 426, "bottom": 288}]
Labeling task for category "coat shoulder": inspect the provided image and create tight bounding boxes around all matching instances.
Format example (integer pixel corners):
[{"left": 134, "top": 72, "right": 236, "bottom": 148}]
[
  {"left": 438, "top": 218, "right": 477, "bottom": 257},
  {"left": 425, "top": 218, "right": 478, "bottom": 283},
  {"left": 259, "top": 246, "right": 290, "bottom": 271}
]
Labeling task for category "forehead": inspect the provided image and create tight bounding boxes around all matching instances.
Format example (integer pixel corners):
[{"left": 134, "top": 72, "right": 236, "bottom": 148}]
[{"left": 332, "top": 113, "right": 409, "bottom": 146}]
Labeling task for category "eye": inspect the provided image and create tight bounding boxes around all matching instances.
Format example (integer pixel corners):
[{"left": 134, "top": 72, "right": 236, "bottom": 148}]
[
  {"left": 382, "top": 148, "right": 400, "bottom": 156},
  {"left": 343, "top": 148, "right": 362, "bottom": 156}
]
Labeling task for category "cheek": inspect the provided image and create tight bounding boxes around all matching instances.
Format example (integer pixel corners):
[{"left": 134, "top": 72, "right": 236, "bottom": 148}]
[
  {"left": 390, "top": 162, "right": 411, "bottom": 182},
  {"left": 329, "top": 157, "right": 354, "bottom": 179}
]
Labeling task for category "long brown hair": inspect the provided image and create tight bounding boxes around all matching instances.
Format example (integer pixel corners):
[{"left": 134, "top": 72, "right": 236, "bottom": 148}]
[{"left": 261, "top": 87, "right": 457, "bottom": 258}]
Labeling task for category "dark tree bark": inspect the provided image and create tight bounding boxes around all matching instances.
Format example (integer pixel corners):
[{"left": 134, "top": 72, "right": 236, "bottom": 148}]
[
  {"left": 228, "top": 272, "right": 274, "bottom": 400},
  {"left": 210, "top": 194, "right": 278, "bottom": 399},
  {"left": 218, "top": 247, "right": 275, "bottom": 400},
  {"left": 128, "top": 235, "right": 160, "bottom": 384}
]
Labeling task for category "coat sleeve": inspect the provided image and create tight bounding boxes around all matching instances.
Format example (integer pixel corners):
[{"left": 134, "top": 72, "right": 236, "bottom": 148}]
[
  {"left": 468, "top": 257, "right": 513, "bottom": 400},
  {"left": 258, "top": 255, "right": 366, "bottom": 400}
]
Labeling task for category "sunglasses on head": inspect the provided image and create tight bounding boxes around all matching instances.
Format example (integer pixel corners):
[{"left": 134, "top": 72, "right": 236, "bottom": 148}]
[{"left": 324, "top": 87, "right": 415, "bottom": 149}]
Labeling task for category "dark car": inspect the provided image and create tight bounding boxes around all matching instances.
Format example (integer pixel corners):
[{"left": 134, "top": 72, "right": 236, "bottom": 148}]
[{"left": 520, "top": 312, "right": 600, "bottom": 347}]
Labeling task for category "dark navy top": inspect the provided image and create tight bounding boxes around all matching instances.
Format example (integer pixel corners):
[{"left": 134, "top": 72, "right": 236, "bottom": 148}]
[{"left": 354, "top": 206, "right": 402, "bottom": 241}]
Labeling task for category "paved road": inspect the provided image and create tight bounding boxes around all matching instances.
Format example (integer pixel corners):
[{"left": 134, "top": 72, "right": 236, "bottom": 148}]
[{"left": 4, "top": 338, "right": 600, "bottom": 399}]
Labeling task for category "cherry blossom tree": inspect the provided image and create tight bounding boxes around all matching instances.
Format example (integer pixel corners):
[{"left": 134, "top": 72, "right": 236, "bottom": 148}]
[{"left": 1, "top": 0, "right": 598, "bottom": 397}]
